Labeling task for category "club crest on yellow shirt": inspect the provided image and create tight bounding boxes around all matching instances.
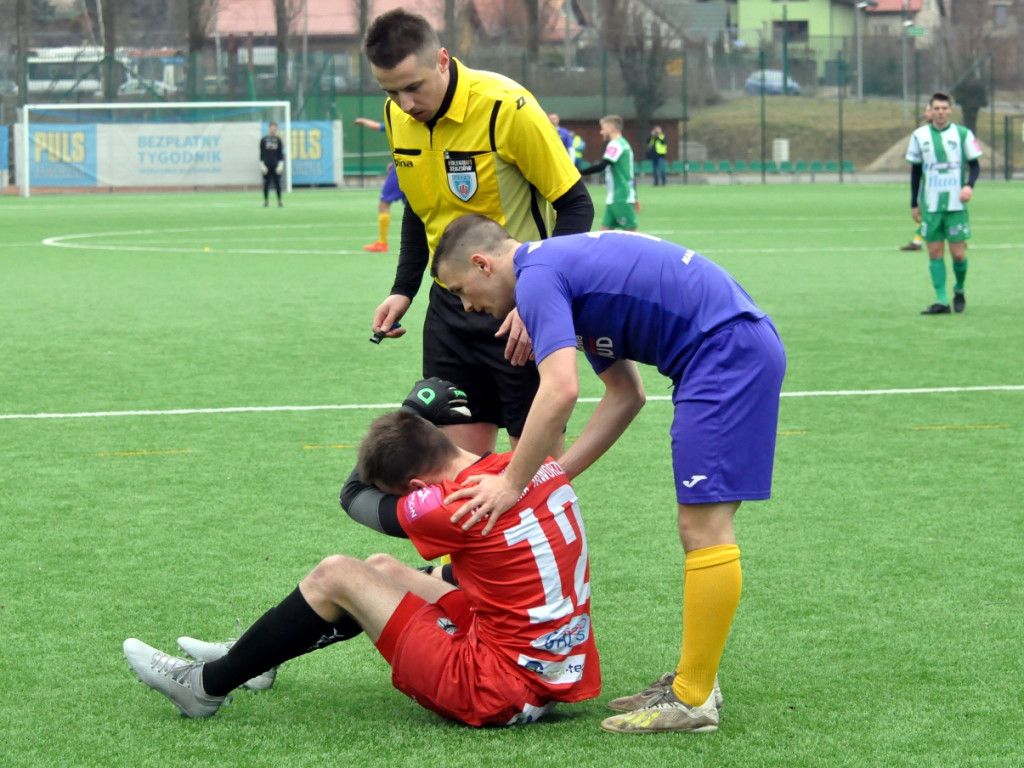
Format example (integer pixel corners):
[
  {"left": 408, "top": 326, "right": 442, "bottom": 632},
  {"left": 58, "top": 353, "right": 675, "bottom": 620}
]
[{"left": 445, "top": 151, "right": 479, "bottom": 202}]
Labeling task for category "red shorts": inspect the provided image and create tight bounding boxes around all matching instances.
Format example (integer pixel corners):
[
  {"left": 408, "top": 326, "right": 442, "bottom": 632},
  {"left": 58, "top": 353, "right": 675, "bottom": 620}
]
[{"left": 376, "top": 591, "right": 555, "bottom": 727}]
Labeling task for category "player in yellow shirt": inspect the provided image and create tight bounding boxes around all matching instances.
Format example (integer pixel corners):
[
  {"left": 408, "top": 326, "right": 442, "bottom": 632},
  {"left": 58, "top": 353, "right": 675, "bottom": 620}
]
[{"left": 363, "top": 8, "right": 594, "bottom": 456}]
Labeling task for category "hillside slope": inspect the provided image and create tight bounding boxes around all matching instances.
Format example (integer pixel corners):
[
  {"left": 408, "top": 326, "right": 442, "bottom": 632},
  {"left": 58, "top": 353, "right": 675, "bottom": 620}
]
[{"left": 685, "top": 97, "right": 1007, "bottom": 169}]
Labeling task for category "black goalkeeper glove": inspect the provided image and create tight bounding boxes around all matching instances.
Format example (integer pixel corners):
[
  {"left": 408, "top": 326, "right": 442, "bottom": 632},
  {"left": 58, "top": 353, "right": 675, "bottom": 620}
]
[{"left": 401, "top": 378, "right": 472, "bottom": 425}]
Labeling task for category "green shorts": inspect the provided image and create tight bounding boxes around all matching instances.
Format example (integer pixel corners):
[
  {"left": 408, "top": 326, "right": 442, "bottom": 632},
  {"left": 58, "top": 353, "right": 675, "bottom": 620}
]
[
  {"left": 920, "top": 209, "right": 971, "bottom": 243},
  {"left": 602, "top": 203, "right": 638, "bottom": 230}
]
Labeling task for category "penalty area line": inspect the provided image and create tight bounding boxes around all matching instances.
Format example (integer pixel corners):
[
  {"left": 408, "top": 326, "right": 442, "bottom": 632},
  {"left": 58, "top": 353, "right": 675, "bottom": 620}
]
[{"left": 2, "top": 384, "right": 1022, "bottom": 421}]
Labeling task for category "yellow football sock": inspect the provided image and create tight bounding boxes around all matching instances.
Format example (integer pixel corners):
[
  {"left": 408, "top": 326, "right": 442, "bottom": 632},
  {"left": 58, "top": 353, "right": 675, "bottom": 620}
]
[
  {"left": 378, "top": 212, "right": 391, "bottom": 246},
  {"left": 673, "top": 544, "right": 742, "bottom": 706}
]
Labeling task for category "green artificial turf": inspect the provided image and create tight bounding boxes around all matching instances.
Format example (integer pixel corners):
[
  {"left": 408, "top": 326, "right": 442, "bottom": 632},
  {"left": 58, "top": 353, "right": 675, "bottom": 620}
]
[{"left": 2, "top": 181, "right": 1022, "bottom": 767}]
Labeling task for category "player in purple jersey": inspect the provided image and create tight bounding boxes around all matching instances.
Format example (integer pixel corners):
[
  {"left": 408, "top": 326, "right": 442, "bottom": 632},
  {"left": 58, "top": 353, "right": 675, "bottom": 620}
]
[
  {"left": 354, "top": 117, "right": 407, "bottom": 252},
  {"left": 430, "top": 214, "right": 786, "bottom": 735}
]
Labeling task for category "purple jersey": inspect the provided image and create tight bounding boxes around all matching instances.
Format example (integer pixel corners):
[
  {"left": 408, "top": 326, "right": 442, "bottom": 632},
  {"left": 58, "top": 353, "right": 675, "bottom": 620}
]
[
  {"left": 513, "top": 232, "right": 766, "bottom": 378},
  {"left": 380, "top": 165, "right": 406, "bottom": 204}
]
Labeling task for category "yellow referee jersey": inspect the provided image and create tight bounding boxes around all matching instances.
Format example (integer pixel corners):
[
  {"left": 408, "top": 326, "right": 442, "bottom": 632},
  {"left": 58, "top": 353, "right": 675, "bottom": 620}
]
[{"left": 384, "top": 59, "right": 581, "bottom": 264}]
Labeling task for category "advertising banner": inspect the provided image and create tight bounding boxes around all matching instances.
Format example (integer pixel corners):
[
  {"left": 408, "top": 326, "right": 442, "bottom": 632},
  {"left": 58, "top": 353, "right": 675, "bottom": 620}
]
[
  {"left": 28, "top": 124, "right": 98, "bottom": 187},
  {"left": 269, "top": 120, "right": 342, "bottom": 185},
  {"left": 103, "top": 123, "right": 262, "bottom": 186},
  {"left": 16, "top": 120, "right": 343, "bottom": 189}
]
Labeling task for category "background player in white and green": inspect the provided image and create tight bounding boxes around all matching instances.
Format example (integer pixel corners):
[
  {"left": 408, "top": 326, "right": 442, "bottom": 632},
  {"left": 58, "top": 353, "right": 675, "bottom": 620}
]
[
  {"left": 905, "top": 92, "right": 982, "bottom": 315},
  {"left": 580, "top": 115, "right": 639, "bottom": 231}
]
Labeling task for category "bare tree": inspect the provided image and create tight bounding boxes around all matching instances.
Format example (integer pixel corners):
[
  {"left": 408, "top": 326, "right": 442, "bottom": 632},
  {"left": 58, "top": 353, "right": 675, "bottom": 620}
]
[
  {"left": 16, "top": 0, "right": 30, "bottom": 103},
  {"left": 102, "top": 0, "right": 117, "bottom": 101},
  {"left": 469, "top": 0, "right": 563, "bottom": 62},
  {"left": 935, "top": 0, "right": 990, "bottom": 134},
  {"left": 601, "top": 0, "right": 669, "bottom": 144},
  {"left": 186, "top": 0, "right": 212, "bottom": 97},
  {"left": 357, "top": 0, "right": 370, "bottom": 89},
  {"left": 273, "top": 0, "right": 294, "bottom": 93},
  {"left": 443, "top": 0, "right": 457, "bottom": 51},
  {"left": 525, "top": 0, "right": 540, "bottom": 61}
]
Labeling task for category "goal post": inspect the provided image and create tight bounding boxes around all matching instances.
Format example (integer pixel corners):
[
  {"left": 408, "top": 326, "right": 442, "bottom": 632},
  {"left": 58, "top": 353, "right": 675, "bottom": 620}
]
[{"left": 17, "top": 100, "right": 292, "bottom": 197}]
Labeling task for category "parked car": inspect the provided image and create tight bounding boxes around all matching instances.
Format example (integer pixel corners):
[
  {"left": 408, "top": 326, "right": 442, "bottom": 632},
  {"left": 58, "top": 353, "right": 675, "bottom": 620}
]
[
  {"left": 119, "top": 77, "right": 178, "bottom": 96},
  {"left": 318, "top": 73, "right": 346, "bottom": 90},
  {"left": 744, "top": 69, "right": 801, "bottom": 95}
]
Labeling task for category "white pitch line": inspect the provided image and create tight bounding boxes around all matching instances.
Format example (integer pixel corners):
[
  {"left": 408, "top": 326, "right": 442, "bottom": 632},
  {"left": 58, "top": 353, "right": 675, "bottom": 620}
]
[
  {"left": 40, "top": 243, "right": 365, "bottom": 255},
  {"left": 38, "top": 223, "right": 378, "bottom": 255},
  {"left": 1, "top": 403, "right": 401, "bottom": 420},
  {"left": 3, "top": 385, "right": 1022, "bottom": 421},
  {"left": 697, "top": 242, "right": 1024, "bottom": 255},
  {"left": 779, "top": 385, "right": 1024, "bottom": 397}
]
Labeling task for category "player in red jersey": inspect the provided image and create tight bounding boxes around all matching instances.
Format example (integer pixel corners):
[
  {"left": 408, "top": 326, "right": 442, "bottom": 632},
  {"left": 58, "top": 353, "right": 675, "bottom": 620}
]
[{"left": 124, "top": 382, "right": 599, "bottom": 726}]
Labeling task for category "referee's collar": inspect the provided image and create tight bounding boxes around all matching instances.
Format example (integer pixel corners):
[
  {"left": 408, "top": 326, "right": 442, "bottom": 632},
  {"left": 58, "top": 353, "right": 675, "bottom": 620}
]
[{"left": 427, "top": 57, "right": 464, "bottom": 128}]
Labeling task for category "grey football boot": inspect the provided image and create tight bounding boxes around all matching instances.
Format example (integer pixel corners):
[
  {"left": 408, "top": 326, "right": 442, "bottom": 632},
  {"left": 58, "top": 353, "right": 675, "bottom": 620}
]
[{"left": 123, "top": 638, "right": 226, "bottom": 718}]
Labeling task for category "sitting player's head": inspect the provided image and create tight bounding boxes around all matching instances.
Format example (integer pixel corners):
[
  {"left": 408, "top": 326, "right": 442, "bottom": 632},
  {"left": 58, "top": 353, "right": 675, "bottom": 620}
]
[{"left": 358, "top": 410, "right": 461, "bottom": 494}]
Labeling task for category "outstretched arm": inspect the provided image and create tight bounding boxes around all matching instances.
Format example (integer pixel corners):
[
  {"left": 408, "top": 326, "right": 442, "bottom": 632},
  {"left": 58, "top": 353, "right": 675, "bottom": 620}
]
[
  {"left": 371, "top": 207, "right": 429, "bottom": 336},
  {"left": 446, "top": 347, "right": 580, "bottom": 534},
  {"left": 354, "top": 117, "right": 384, "bottom": 132},
  {"left": 556, "top": 359, "right": 646, "bottom": 480},
  {"left": 579, "top": 158, "right": 611, "bottom": 176}
]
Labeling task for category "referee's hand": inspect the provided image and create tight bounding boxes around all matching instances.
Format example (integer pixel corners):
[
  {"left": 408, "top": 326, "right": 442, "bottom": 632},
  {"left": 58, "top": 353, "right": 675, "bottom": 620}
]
[
  {"left": 372, "top": 294, "right": 411, "bottom": 339},
  {"left": 496, "top": 308, "right": 534, "bottom": 367}
]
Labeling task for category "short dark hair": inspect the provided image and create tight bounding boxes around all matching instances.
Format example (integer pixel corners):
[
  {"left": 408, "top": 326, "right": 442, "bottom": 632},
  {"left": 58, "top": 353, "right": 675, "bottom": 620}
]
[
  {"left": 358, "top": 410, "right": 459, "bottom": 491},
  {"left": 430, "top": 214, "right": 514, "bottom": 280},
  {"left": 930, "top": 92, "right": 952, "bottom": 107},
  {"left": 363, "top": 9, "right": 440, "bottom": 70}
]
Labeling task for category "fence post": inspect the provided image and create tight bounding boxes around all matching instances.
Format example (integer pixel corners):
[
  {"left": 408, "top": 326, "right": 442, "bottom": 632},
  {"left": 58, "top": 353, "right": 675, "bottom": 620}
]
[
  {"left": 838, "top": 51, "right": 845, "bottom": 183},
  {"left": 601, "top": 50, "right": 608, "bottom": 118},
  {"left": 759, "top": 49, "right": 766, "bottom": 184},
  {"left": 681, "top": 51, "right": 688, "bottom": 185},
  {"left": 989, "top": 53, "right": 996, "bottom": 181},
  {"left": 1003, "top": 115, "right": 1011, "bottom": 181}
]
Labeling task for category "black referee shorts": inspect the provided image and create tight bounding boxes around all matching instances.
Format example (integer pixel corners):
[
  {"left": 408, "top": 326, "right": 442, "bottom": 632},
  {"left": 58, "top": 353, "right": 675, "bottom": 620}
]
[{"left": 421, "top": 283, "right": 538, "bottom": 438}]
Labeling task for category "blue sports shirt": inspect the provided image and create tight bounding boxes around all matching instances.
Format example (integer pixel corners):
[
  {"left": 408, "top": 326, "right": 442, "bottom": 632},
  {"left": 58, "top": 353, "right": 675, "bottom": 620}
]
[{"left": 513, "top": 231, "right": 766, "bottom": 378}]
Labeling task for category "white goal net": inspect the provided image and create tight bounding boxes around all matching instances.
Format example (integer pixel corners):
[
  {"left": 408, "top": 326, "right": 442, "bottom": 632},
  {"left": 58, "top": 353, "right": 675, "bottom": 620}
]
[{"left": 15, "top": 100, "right": 292, "bottom": 197}]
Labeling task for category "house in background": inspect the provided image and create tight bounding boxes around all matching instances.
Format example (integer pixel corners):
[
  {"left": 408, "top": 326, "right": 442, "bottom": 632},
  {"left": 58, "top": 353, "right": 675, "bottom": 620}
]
[
  {"left": 733, "top": 0, "right": 920, "bottom": 83},
  {"left": 211, "top": 0, "right": 589, "bottom": 86}
]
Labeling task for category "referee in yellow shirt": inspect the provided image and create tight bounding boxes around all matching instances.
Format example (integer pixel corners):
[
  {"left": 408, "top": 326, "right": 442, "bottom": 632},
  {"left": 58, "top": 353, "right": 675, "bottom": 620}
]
[{"left": 363, "top": 9, "right": 594, "bottom": 456}]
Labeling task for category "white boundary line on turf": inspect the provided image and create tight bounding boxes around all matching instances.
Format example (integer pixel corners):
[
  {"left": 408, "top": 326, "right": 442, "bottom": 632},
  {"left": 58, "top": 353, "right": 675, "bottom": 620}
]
[
  {"left": 3, "top": 385, "right": 1022, "bottom": 421},
  {"left": 39, "top": 223, "right": 372, "bottom": 256}
]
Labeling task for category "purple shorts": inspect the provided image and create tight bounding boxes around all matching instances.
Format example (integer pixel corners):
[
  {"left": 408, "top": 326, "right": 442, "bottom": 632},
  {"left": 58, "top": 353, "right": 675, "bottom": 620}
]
[
  {"left": 380, "top": 165, "right": 406, "bottom": 205},
  {"left": 670, "top": 317, "right": 786, "bottom": 504}
]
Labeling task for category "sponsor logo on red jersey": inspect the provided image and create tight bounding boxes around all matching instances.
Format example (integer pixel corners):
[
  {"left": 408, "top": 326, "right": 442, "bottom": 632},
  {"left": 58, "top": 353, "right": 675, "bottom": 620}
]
[{"left": 404, "top": 485, "right": 444, "bottom": 522}]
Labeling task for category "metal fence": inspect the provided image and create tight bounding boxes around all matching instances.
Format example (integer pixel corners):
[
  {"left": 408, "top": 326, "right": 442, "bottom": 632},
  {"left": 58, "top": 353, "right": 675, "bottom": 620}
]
[{"left": 3, "top": 28, "right": 1023, "bottom": 183}]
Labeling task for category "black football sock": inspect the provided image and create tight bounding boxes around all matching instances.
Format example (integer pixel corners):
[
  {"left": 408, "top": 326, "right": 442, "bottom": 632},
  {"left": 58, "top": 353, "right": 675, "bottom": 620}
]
[{"left": 201, "top": 586, "right": 362, "bottom": 696}]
